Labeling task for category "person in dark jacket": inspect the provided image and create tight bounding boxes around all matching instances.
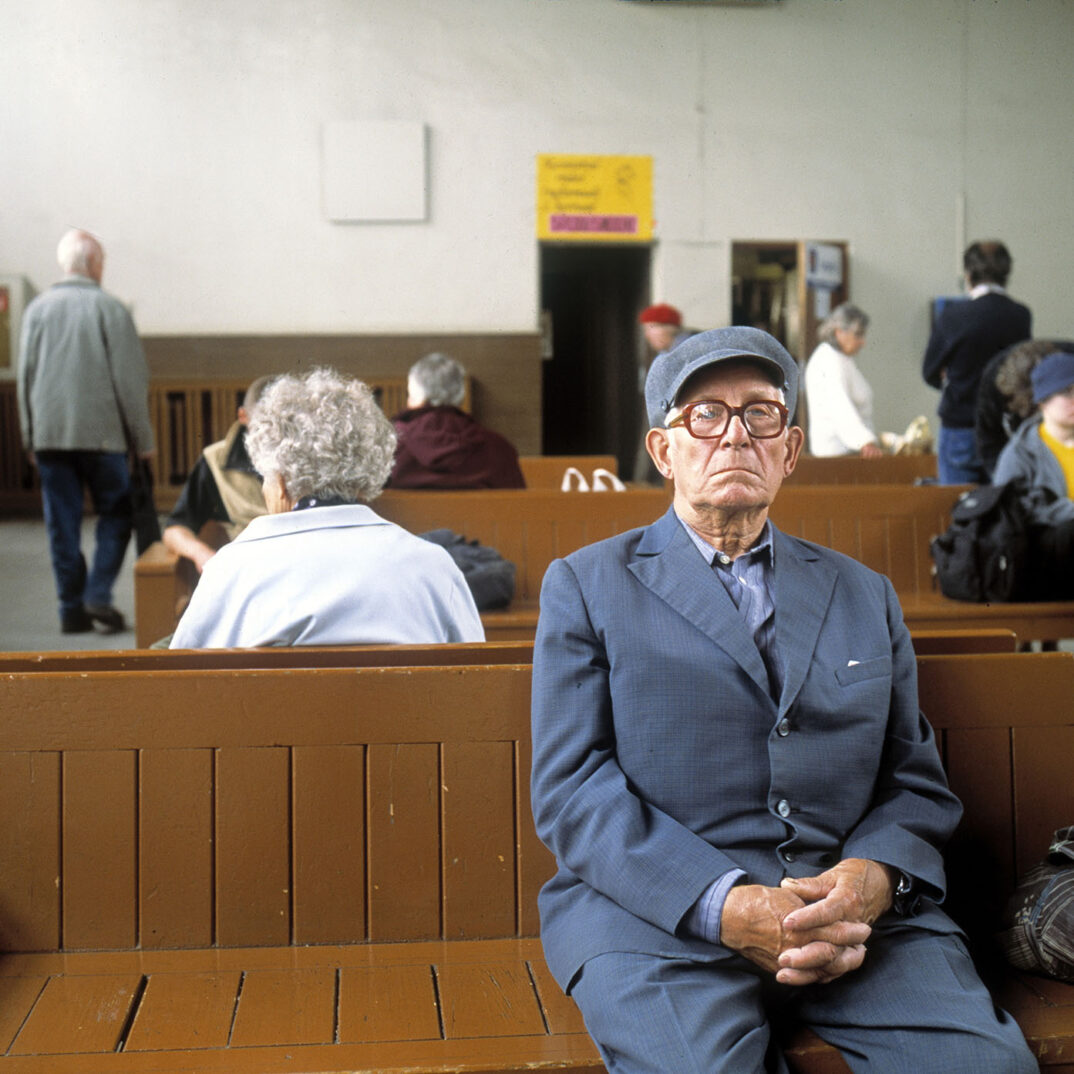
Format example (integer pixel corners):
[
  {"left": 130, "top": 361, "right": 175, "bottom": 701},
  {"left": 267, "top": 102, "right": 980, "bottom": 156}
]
[
  {"left": 388, "top": 352, "right": 526, "bottom": 489},
  {"left": 975, "top": 339, "right": 1074, "bottom": 479},
  {"left": 922, "top": 240, "right": 1031, "bottom": 485}
]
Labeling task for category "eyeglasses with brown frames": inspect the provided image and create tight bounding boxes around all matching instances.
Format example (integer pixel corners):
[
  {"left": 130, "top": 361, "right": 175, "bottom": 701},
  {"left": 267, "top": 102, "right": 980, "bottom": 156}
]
[{"left": 665, "top": 398, "right": 789, "bottom": 440}]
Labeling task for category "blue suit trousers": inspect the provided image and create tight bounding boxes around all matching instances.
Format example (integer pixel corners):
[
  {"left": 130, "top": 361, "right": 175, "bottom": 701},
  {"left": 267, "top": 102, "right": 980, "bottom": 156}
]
[{"left": 571, "top": 927, "right": 1036, "bottom": 1074}]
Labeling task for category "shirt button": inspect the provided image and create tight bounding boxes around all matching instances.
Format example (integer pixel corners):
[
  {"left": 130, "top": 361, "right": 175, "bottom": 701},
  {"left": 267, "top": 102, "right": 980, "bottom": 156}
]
[
  {"left": 777, "top": 799, "right": 791, "bottom": 818},
  {"left": 777, "top": 718, "right": 791, "bottom": 737}
]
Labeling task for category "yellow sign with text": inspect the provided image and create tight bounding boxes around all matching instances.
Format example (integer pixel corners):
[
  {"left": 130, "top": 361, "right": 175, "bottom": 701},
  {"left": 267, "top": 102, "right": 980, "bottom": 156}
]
[{"left": 537, "top": 154, "right": 653, "bottom": 242}]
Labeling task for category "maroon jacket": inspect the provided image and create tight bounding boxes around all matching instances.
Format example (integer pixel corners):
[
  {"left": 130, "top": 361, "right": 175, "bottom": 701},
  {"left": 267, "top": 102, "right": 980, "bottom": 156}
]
[{"left": 389, "top": 406, "right": 526, "bottom": 489}]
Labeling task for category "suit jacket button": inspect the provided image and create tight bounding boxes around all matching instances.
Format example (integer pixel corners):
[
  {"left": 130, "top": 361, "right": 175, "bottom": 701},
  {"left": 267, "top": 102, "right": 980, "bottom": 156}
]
[
  {"left": 782, "top": 849, "right": 796, "bottom": 863},
  {"left": 777, "top": 799, "right": 791, "bottom": 818},
  {"left": 777, "top": 718, "right": 791, "bottom": 736}
]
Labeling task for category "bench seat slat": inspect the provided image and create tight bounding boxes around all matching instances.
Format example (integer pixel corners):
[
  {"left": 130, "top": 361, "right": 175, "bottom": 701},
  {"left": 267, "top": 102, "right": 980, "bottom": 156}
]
[
  {"left": 229, "top": 967, "right": 338, "bottom": 1048},
  {"left": 11, "top": 973, "right": 142, "bottom": 1056},
  {"left": 338, "top": 964, "right": 441, "bottom": 1044},
  {"left": 0, "top": 976, "right": 48, "bottom": 1052},
  {"left": 437, "top": 961, "right": 547, "bottom": 1039},
  {"left": 124, "top": 971, "right": 241, "bottom": 1051}
]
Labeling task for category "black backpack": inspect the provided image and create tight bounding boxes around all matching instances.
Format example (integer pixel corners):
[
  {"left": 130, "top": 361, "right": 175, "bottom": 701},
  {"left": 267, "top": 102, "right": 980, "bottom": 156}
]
[
  {"left": 419, "top": 529, "right": 517, "bottom": 611},
  {"left": 929, "top": 481, "right": 1034, "bottom": 602}
]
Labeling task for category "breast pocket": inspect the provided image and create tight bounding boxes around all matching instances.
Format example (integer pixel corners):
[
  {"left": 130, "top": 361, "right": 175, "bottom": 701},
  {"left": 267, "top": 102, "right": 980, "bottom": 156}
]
[{"left": 834, "top": 655, "right": 892, "bottom": 686}]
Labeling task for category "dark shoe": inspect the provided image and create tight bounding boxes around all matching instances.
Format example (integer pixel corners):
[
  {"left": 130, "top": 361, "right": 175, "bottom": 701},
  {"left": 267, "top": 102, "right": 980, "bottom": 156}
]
[
  {"left": 61, "top": 608, "right": 95, "bottom": 634},
  {"left": 85, "top": 603, "right": 127, "bottom": 634}
]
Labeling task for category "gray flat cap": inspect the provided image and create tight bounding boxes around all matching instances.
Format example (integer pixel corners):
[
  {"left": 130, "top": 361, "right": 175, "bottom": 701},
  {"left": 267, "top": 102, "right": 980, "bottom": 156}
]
[{"left": 645, "top": 326, "right": 799, "bottom": 429}]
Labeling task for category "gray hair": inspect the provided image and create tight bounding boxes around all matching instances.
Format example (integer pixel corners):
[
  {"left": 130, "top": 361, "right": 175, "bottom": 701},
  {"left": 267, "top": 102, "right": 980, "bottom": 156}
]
[
  {"left": 818, "top": 303, "right": 869, "bottom": 348},
  {"left": 409, "top": 352, "right": 466, "bottom": 407},
  {"left": 57, "top": 229, "right": 103, "bottom": 278},
  {"left": 245, "top": 367, "right": 397, "bottom": 503}
]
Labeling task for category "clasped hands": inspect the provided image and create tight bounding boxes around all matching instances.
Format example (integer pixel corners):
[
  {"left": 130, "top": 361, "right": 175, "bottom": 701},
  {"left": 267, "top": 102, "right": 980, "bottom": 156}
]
[{"left": 720, "top": 858, "right": 895, "bottom": 987}]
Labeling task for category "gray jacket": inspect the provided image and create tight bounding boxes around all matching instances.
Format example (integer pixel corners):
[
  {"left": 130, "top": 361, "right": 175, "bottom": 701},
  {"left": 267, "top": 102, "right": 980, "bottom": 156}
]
[
  {"left": 993, "top": 416, "right": 1074, "bottom": 526},
  {"left": 17, "top": 275, "right": 154, "bottom": 454}
]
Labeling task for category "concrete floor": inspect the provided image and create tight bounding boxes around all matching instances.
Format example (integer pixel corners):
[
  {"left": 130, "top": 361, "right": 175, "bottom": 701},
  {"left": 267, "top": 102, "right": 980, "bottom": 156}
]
[{"left": 0, "top": 518, "right": 139, "bottom": 652}]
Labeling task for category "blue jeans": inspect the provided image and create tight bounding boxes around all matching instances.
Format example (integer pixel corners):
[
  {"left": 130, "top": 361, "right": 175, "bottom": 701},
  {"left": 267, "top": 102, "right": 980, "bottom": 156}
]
[
  {"left": 937, "top": 425, "right": 986, "bottom": 485},
  {"left": 35, "top": 451, "right": 132, "bottom": 619}
]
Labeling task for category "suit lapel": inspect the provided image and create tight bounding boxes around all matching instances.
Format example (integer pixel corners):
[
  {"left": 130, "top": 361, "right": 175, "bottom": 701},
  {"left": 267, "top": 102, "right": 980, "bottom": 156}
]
[
  {"left": 771, "top": 529, "right": 837, "bottom": 715},
  {"left": 628, "top": 509, "right": 773, "bottom": 696}
]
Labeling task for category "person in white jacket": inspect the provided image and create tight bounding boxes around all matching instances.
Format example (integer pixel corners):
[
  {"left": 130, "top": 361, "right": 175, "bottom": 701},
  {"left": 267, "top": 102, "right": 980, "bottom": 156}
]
[{"left": 804, "top": 303, "right": 883, "bottom": 458}]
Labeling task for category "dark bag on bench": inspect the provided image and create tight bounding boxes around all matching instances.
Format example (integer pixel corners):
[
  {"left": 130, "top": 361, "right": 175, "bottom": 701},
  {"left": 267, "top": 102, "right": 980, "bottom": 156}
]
[
  {"left": 929, "top": 480, "right": 1034, "bottom": 602},
  {"left": 420, "top": 529, "right": 516, "bottom": 610},
  {"left": 1000, "top": 826, "right": 1074, "bottom": 982}
]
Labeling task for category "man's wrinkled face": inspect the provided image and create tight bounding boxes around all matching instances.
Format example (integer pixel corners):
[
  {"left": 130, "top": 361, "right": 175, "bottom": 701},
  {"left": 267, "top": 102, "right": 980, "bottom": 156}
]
[{"left": 647, "top": 360, "right": 803, "bottom": 515}]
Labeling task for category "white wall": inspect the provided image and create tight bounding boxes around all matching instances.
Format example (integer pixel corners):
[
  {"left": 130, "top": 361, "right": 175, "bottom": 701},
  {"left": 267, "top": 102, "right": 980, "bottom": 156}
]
[{"left": 1, "top": 0, "right": 1071, "bottom": 434}]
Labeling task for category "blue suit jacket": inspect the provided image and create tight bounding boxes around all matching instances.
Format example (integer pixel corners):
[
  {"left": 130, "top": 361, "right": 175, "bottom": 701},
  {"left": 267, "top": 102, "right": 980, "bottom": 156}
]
[{"left": 530, "top": 507, "right": 963, "bottom": 991}]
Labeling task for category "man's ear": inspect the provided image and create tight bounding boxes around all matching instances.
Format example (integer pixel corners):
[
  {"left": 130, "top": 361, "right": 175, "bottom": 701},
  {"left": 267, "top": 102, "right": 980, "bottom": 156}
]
[
  {"left": 783, "top": 425, "right": 805, "bottom": 476},
  {"left": 646, "top": 428, "right": 674, "bottom": 480}
]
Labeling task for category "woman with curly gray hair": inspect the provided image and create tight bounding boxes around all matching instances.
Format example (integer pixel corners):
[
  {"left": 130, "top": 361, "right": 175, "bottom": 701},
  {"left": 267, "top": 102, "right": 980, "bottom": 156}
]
[{"left": 170, "top": 368, "right": 484, "bottom": 648}]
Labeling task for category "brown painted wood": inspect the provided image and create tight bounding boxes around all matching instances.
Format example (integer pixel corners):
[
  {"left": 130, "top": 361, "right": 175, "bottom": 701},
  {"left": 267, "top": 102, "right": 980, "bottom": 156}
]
[
  {"left": 437, "top": 960, "right": 547, "bottom": 1040},
  {"left": 215, "top": 748, "right": 291, "bottom": 947},
  {"left": 442, "top": 740, "right": 516, "bottom": 940},
  {"left": 0, "top": 975, "right": 48, "bottom": 1051},
  {"left": 140, "top": 748, "right": 214, "bottom": 948},
  {"left": 528, "top": 958, "right": 587, "bottom": 1035},
  {"left": 0, "top": 752, "right": 60, "bottom": 951},
  {"left": 909, "top": 628, "right": 1017, "bottom": 654},
  {"left": 786, "top": 454, "right": 936, "bottom": 485},
  {"left": 124, "top": 971, "right": 241, "bottom": 1051},
  {"left": 292, "top": 744, "right": 367, "bottom": 945},
  {"left": 367, "top": 742, "right": 441, "bottom": 941},
  {"left": 229, "top": 967, "right": 337, "bottom": 1047},
  {"left": 518, "top": 455, "right": 618, "bottom": 489},
  {"left": 62, "top": 750, "right": 137, "bottom": 950},
  {"left": 0, "top": 640, "right": 535, "bottom": 674},
  {"left": 338, "top": 963, "right": 441, "bottom": 1043},
  {"left": 10, "top": 973, "right": 142, "bottom": 1055},
  {"left": 1012, "top": 725, "right": 1074, "bottom": 878}
]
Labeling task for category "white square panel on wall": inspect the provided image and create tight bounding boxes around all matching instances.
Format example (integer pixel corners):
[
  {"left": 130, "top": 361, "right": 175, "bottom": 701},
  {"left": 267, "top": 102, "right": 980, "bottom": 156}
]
[{"left": 321, "top": 120, "right": 428, "bottom": 223}]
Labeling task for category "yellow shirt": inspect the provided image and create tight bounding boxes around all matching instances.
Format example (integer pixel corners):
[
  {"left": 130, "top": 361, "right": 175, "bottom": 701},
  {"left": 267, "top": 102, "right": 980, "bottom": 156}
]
[{"left": 1040, "top": 425, "right": 1074, "bottom": 498}]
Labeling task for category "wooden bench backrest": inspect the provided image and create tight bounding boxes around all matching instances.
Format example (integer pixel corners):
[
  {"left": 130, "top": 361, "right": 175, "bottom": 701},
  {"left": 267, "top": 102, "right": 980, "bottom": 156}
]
[
  {"left": 0, "top": 663, "right": 549, "bottom": 954},
  {"left": 518, "top": 455, "right": 618, "bottom": 489},
  {"left": 375, "top": 488, "right": 671, "bottom": 601},
  {"left": 787, "top": 455, "right": 937, "bottom": 485},
  {"left": 0, "top": 641, "right": 534, "bottom": 674},
  {"left": 769, "top": 483, "right": 965, "bottom": 597},
  {"left": 919, "top": 651, "right": 1074, "bottom": 949},
  {"left": 1, "top": 652, "right": 1069, "bottom": 959}
]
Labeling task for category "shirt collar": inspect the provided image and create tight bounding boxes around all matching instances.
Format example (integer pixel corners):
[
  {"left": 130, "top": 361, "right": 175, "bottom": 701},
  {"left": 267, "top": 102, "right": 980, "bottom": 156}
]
[
  {"left": 969, "top": 283, "right": 1007, "bottom": 299},
  {"left": 676, "top": 511, "right": 775, "bottom": 569}
]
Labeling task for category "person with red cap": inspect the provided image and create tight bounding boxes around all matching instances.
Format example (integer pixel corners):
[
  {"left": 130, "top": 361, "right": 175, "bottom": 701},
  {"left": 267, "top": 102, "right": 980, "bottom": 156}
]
[{"left": 634, "top": 304, "right": 693, "bottom": 482}]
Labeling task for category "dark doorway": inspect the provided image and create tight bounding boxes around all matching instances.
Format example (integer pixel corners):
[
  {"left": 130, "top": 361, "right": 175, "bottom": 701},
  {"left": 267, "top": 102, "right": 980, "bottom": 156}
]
[{"left": 540, "top": 244, "right": 651, "bottom": 476}]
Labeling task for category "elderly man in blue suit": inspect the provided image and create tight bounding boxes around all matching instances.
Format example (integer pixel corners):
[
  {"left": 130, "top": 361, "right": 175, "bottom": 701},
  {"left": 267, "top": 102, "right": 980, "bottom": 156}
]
[{"left": 531, "top": 327, "right": 1036, "bottom": 1073}]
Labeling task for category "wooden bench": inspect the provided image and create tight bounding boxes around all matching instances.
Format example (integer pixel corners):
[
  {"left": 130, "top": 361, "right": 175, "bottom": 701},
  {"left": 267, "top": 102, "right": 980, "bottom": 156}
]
[
  {"left": 0, "top": 629, "right": 1017, "bottom": 681},
  {"left": 518, "top": 456, "right": 619, "bottom": 489},
  {"left": 134, "top": 483, "right": 1074, "bottom": 648},
  {"left": 786, "top": 454, "right": 937, "bottom": 485},
  {"left": 0, "top": 659, "right": 600, "bottom": 1073},
  {"left": 133, "top": 488, "right": 672, "bottom": 646},
  {"left": 0, "top": 652, "right": 1071, "bottom": 1071},
  {"left": 0, "top": 640, "right": 534, "bottom": 674}
]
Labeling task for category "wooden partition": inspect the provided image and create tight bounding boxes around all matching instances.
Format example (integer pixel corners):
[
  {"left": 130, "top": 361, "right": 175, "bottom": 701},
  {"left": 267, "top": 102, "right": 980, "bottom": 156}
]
[{"left": 787, "top": 454, "right": 937, "bottom": 484}]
